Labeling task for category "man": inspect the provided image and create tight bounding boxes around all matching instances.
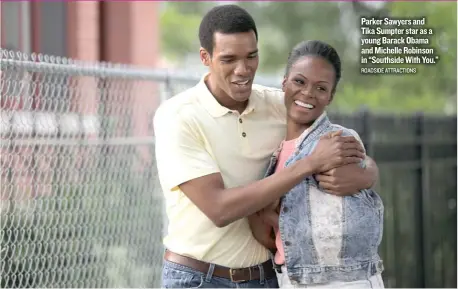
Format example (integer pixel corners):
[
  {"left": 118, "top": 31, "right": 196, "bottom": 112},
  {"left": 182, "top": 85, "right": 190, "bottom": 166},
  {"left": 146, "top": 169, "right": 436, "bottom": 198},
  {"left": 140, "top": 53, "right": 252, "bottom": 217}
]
[{"left": 154, "top": 5, "right": 378, "bottom": 288}]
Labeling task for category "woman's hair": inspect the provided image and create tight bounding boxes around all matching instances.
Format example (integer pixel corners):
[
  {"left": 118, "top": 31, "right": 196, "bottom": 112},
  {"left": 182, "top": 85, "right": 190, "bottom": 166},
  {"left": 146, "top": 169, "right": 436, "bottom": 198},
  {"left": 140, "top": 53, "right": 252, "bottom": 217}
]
[{"left": 285, "top": 40, "right": 342, "bottom": 92}]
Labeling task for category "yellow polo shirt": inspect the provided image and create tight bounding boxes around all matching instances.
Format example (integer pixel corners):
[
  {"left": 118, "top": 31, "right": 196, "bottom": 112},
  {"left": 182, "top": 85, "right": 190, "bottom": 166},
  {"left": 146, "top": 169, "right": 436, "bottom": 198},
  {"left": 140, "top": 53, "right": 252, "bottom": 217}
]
[{"left": 153, "top": 74, "right": 286, "bottom": 268}]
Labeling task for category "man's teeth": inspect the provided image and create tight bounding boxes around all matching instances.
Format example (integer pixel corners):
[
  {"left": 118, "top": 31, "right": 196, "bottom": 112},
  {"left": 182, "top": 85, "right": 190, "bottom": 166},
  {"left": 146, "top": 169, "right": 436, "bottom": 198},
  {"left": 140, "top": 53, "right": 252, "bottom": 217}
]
[
  {"left": 294, "top": 100, "right": 314, "bottom": 109},
  {"left": 234, "top": 80, "right": 249, "bottom": 85}
]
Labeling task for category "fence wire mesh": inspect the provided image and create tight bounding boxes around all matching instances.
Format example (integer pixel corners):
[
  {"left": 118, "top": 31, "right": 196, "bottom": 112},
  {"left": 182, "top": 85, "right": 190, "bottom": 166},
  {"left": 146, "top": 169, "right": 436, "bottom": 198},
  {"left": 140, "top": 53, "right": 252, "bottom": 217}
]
[
  {"left": 1, "top": 48, "right": 456, "bottom": 288},
  {"left": 0, "top": 49, "right": 202, "bottom": 288}
]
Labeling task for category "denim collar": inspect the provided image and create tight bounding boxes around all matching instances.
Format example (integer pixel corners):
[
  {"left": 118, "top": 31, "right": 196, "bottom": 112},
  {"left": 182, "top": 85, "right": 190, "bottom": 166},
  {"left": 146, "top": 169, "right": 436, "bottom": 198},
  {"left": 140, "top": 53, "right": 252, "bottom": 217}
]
[
  {"left": 272, "top": 112, "right": 330, "bottom": 158},
  {"left": 294, "top": 112, "right": 331, "bottom": 151}
]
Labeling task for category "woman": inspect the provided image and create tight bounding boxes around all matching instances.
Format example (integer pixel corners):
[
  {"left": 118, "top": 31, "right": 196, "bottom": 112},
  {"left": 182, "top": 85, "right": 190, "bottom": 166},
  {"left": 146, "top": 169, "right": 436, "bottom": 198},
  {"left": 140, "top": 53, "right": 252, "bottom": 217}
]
[{"left": 253, "top": 40, "right": 385, "bottom": 288}]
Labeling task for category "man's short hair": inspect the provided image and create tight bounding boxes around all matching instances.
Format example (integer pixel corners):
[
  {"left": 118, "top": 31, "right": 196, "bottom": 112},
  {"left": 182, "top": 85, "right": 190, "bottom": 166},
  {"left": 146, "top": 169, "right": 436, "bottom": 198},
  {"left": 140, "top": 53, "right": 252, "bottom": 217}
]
[{"left": 199, "top": 5, "right": 258, "bottom": 56}]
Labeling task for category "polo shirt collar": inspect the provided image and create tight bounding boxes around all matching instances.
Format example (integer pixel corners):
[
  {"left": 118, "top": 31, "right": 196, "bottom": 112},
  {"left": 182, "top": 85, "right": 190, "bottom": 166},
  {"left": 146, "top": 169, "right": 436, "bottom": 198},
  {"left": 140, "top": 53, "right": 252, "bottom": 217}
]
[{"left": 197, "top": 73, "right": 257, "bottom": 117}]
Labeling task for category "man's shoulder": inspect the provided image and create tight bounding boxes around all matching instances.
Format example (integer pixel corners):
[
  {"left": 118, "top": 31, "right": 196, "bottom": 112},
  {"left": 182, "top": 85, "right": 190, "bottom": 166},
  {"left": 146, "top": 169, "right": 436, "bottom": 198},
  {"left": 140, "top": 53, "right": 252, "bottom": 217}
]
[
  {"left": 251, "top": 84, "right": 285, "bottom": 117},
  {"left": 154, "top": 86, "right": 199, "bottom": 121},
  {"left": 252, "top": 84, "right": 284, "bottom": 99}
]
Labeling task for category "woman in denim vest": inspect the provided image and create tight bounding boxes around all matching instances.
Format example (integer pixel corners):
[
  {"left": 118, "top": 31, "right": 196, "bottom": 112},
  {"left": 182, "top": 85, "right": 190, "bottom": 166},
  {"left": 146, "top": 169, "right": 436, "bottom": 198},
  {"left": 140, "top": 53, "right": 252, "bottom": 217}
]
[{"left": 255, "top": 40, "right": 385, "bottom": 288}]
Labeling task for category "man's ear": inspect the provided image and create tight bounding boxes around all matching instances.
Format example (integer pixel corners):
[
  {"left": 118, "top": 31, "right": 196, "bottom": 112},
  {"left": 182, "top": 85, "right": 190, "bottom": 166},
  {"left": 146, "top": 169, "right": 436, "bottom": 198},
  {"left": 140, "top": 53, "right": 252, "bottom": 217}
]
[
  {"left": 281, "top": 76, "right": 287, "bottom": 92},
  {"left": 200, "top": 48, "right": 211, "bottom": 66}
]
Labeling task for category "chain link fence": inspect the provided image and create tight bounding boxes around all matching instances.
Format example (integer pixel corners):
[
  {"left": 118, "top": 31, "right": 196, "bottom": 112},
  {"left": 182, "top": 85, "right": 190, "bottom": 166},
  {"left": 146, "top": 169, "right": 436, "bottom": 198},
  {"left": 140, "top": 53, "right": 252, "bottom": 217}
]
[
  {"left": 1, "top": 48, "right": 456, "bottom": 288},
  {"left": 0, "top": 49, "right": 211, "bottom": 288},
  {"left": 0, "top": 48, "right": 281, "bottom": 288}
]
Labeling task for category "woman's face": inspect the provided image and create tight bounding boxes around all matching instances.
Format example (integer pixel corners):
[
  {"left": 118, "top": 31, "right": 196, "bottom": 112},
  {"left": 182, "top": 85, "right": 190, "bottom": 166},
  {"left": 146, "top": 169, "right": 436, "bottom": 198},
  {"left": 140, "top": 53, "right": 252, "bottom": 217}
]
[{"left": 282, "top": 55, "right": 336, "bottom": 127}]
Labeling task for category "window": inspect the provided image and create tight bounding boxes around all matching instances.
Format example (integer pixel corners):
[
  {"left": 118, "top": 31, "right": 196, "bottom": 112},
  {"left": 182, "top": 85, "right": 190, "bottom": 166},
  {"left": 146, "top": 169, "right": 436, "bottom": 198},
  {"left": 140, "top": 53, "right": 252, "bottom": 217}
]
[{"left": 1, "top": 1, "right": 31, "bottom": 53}]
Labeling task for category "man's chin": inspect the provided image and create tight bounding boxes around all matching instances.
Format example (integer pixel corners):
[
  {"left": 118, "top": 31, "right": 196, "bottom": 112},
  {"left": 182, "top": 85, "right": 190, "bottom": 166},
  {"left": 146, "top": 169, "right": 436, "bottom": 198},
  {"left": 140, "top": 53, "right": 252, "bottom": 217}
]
[{"left": 230, "top": 91, "right": 252, "bottom": 102}]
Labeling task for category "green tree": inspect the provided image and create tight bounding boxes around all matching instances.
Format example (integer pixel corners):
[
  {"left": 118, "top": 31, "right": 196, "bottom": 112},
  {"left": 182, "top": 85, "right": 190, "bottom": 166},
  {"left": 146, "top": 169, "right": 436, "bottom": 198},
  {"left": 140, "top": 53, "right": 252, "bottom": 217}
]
[
  {"left": 339, "top": 1, "right": 457, "bottom": 114},
  {"left": 158, "top": 1, "right": 457, "bottom": 114}
]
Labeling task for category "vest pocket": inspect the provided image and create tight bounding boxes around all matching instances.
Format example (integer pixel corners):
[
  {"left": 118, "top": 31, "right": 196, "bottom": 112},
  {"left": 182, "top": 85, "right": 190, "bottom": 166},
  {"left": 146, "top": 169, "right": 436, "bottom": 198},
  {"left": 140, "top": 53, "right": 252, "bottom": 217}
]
[{"left": 353, "top": 189, "right": 383, "bottom": 211}]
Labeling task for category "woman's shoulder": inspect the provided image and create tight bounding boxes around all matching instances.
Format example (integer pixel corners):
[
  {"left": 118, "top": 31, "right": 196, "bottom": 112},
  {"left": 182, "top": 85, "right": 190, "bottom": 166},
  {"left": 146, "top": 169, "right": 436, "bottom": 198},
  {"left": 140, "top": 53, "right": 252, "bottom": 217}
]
[{"left": 326, "top": 123, "right": 364, "bottom": 145}]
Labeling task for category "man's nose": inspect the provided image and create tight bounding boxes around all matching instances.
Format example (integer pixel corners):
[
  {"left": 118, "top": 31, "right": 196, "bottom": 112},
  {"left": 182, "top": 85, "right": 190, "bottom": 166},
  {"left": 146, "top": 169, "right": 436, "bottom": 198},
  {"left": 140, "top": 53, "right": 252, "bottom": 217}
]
[{"left": 234, "top": 61, "right": 249, "bottom": 76}]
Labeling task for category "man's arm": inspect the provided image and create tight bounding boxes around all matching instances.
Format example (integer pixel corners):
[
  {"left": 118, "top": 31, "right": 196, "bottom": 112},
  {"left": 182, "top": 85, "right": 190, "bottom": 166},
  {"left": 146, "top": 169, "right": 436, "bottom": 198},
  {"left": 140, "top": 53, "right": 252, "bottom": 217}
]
[
  {"left": 179, "top": 132, "right": 365, "bottom": 227},
  {"left": 155, "top": 109, "right": 364, "bottom": 228},
  {"left": 179, "top": 157, "right": 317, "bottom": 228},
  {"left": 315, "top": 156, "right": 378, "bottom": 195},
  {"left": 315, "top": 128, "right": 379, "bottom": 195}
]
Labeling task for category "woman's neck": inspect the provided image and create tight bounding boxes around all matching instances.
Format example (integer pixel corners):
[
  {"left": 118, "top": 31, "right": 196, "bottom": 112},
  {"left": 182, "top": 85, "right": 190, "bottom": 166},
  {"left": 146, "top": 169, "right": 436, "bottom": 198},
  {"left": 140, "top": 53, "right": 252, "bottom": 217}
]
[{"left": 285, "top": 119, "right": 311, "bottom": 141}]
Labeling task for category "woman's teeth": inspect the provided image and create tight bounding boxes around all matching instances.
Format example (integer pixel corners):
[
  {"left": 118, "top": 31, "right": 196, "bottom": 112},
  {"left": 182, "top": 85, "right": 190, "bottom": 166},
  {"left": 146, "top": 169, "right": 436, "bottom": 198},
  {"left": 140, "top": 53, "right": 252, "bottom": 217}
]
[{"left": 294, "top": 100, "right": 315, "bottom": 109}]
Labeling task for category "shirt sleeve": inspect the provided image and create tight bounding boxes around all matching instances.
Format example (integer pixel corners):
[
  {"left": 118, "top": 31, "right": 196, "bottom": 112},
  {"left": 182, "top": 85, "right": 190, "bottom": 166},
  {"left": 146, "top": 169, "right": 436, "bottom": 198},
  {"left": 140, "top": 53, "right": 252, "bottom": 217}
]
[
  {"left": 153, "top": 105, "right": 220, "bottom": 191},
  {"left": 260, "top": 85, "right": 287, "bottom": 121}
]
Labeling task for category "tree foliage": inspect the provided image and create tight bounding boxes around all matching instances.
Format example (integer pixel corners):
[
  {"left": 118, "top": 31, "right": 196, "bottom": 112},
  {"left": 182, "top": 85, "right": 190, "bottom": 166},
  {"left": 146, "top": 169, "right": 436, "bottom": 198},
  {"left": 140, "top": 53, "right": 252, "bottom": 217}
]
[{"left": 159, "top": 2, "right": 456, "bottom": 114}]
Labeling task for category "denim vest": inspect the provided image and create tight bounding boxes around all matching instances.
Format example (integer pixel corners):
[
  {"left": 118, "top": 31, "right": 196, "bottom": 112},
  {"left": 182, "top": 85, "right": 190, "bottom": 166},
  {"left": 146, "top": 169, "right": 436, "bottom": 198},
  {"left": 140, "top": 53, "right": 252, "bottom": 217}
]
[{"left": 265, "top": 113, "right": 384, "bottom": 285}]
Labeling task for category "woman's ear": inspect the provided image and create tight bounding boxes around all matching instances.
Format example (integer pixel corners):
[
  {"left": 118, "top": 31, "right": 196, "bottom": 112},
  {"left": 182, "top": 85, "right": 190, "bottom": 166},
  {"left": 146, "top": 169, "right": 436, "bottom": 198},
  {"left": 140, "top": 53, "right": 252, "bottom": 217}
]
[{"left": 327, "top": 91, "right": 335, "bottom": 105}]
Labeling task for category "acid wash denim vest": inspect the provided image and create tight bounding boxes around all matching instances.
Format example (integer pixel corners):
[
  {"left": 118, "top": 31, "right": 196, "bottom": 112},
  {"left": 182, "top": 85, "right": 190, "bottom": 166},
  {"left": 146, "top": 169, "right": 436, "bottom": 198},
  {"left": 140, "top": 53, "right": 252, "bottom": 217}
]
[{"left": 265, "top": 113, "right": 384, "bottom": 285}]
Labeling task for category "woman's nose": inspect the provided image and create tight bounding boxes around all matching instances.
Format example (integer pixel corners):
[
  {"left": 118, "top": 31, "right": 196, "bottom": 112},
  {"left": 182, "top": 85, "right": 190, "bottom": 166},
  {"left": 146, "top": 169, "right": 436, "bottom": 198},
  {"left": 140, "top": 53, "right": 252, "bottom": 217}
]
[{"left": 300, "top": 87, "right": 313, "bottom": 97}]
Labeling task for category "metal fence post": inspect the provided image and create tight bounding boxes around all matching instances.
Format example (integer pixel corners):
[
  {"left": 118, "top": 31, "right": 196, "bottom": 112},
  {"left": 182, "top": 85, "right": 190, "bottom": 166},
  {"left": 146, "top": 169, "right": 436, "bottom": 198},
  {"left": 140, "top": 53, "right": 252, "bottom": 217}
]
[
  {"left": 359, "top": 107, "right": 372, "bottom": 156},
  {"left": 164, "top": 73, "right": 173, "bottom": 101},
  {"left": 416, "top": 112, "right": 430, "bottom": 287}
]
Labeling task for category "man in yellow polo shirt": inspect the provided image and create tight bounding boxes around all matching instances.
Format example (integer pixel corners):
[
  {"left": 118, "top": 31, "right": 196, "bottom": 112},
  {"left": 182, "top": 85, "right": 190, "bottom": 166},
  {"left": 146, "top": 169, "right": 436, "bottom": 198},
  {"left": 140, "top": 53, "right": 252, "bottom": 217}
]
[{"left": 154, "top": 5, "right": 378, "bottom": 288}]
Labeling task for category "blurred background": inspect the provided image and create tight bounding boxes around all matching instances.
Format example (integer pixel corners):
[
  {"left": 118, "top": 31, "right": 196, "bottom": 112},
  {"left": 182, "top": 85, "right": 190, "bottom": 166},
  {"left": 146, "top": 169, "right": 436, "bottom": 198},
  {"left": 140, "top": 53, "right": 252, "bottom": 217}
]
[{"left": 0, "top": 1, "right": 456, "bottom": 288}]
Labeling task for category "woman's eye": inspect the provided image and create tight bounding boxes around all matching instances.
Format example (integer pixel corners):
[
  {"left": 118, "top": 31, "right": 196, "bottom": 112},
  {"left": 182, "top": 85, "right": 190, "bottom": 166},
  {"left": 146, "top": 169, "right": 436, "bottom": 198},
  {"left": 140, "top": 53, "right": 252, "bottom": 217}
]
[
  {"left": 317, "top": 87, "right": 326, "bottom": 91},
  {"left": 294, "top": 79, "right": 304, "bottom": 85}
]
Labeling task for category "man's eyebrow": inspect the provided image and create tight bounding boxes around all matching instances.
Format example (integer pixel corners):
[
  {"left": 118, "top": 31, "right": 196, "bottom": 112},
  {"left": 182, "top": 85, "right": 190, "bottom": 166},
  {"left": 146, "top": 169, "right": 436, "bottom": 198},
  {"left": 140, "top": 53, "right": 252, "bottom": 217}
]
[
  {"left": 219, "top": 53, "right": 235, "bottom": 59},
  {"left": 219, "top": 50, "right": 258, "bottom": 58},
  {"left": 218, "top": 50, "right": 258, "bottom": 61}
]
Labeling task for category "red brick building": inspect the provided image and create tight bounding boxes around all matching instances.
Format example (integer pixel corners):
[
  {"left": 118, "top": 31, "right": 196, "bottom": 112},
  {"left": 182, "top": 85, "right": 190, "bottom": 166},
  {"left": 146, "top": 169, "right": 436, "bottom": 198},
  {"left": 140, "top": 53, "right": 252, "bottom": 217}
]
[
  {"left": 1, "top": 2, "right": 162, "bottom": 205},
  {"left": 1, "top": 1, "right": 161, "bottom": 65}
]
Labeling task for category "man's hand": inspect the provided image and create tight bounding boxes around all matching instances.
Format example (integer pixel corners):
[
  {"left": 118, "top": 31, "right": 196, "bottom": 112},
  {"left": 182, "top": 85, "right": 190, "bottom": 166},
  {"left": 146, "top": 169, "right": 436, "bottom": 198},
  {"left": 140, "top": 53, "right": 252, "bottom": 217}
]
[
  {"left": 308, "top": 130, "right": 365, "bottom": 173},
  {"left": 315, "top": 164, "right": 364, "bottom": 196},
  {"left": 316, "top": 156, "right": 378, "bottom": 196},
  {"left": 247, "top": 213, "right": 276, "bottom": 250}
]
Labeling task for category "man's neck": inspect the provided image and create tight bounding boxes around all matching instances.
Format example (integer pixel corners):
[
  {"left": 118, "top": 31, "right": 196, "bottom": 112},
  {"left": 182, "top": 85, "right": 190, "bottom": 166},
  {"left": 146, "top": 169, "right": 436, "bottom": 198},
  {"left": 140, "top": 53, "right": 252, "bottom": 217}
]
[{"left": 205, "top": 74, "right": 248, "bottom": 114}]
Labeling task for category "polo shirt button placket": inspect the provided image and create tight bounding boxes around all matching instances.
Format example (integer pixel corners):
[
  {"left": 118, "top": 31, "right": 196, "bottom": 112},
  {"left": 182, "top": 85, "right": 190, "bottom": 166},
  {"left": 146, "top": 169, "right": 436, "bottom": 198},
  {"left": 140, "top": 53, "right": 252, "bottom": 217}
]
[{"left": 238, "top": 117, "right": 246, "bottom": 138}]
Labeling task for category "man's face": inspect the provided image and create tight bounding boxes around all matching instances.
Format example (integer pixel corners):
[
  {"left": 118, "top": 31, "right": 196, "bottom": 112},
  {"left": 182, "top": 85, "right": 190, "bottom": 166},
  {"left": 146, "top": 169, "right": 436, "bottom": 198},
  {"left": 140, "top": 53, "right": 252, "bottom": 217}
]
[{"left": 200, "top": 31, "right": 259, "bottom": 103}]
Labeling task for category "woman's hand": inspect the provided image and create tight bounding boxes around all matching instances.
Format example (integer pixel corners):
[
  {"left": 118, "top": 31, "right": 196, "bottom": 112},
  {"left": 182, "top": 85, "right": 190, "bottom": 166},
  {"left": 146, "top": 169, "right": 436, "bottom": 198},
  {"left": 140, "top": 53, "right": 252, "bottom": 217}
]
[
  {"left": 260, "top": 206, "right": 280, "bottom": 228},
  {"left": 308, "top": 130, "right": 365, "bottom": 173},
  {"left": 247, "top": 213, "right": 276, "bottom": 250},
  {"left": 247, "top": 200, "right": 280, "bottom": 250}
]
